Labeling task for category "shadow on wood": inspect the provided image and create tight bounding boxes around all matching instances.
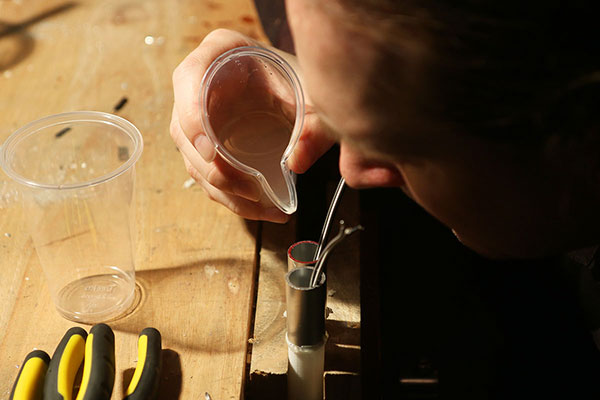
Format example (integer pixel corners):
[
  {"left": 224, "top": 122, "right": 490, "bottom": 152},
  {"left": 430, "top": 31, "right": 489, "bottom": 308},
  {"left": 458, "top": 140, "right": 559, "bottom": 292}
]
[{"left": 121, "top": 349, "right": 181, "bottom": 399}]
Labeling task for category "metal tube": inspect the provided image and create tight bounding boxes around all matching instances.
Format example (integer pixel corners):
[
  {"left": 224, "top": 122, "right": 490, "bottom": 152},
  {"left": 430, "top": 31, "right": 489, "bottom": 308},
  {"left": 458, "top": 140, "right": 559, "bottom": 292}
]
[
  {"left": 285, "top": 266, "right": 327, "bottom": 400},
  {"left": 287, "top": 240, "right": 318, "bottom": 271},
  {"left": 285, "top": 267, "right": 326, "bottom": 346}
]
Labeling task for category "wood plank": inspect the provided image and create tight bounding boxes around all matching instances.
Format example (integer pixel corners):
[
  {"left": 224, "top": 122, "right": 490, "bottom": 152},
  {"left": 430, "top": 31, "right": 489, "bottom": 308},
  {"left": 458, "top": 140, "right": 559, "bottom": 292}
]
[
  {"left": 250, "top": 219, "right": 296, "bottom": 375},
  {"left": 0, "top": 0, "right": 268, "bottom": 398},
  {"left": 324, "top": 371, "right": 361, "bottom": 400}
]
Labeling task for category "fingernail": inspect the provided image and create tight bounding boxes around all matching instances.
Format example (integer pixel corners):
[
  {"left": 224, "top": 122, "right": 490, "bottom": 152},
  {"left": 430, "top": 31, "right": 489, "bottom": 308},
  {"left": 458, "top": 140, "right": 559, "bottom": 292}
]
[{"left": 194, "top": 135, "right": 216, "bottom": 162}]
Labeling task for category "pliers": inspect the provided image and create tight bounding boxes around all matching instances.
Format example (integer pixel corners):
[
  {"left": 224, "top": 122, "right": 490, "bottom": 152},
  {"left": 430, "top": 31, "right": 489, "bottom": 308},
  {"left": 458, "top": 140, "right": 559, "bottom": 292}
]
[
  {"left": 123, "top": 328, "right": 162, "bottom": 400},
  {"left": 9, "top": 350, "right": 50, "bottom": 400},
  {"left": 9, "top": 324, "right": 162, "bottom": 400}
]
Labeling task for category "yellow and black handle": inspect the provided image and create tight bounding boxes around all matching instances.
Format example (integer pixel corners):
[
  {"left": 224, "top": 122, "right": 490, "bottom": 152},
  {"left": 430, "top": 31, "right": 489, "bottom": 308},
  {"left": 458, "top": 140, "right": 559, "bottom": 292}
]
[
  {"left": 10, "top": 325, "right": 158, "bottom": 400},
  {"left": 76, "top": 323, "right": 115, "bottom": 400},
  {"left": 42, "top": 324, "right": 115, "bottom": 400},
  {"left": 123, "top": 327, "right": 162, "bottom": 400},
  {"left": 10, "top": 349, "right": 51, "bottom": 400},
  {"left": 43, "top": 327, "right": 87, "bottom": 400}
]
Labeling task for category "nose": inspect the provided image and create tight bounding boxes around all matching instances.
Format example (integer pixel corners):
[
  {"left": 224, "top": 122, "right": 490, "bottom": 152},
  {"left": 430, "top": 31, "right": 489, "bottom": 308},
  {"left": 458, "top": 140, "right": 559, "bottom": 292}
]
[{"left": 339, "top": 144, "right": 406, "bottom": 189}]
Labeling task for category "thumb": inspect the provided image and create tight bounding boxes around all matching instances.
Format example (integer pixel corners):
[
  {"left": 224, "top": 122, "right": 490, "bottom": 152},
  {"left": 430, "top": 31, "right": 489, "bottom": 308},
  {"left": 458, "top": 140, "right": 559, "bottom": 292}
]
[{"left": 287, "top": 114, "right": 336, "bottom": 174}]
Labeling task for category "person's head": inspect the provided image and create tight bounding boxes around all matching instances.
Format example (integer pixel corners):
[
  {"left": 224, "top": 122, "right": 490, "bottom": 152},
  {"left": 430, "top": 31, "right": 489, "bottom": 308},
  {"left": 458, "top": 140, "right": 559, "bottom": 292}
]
[{"left": 285, "top": 0, "right": 600, "bottom": 259}]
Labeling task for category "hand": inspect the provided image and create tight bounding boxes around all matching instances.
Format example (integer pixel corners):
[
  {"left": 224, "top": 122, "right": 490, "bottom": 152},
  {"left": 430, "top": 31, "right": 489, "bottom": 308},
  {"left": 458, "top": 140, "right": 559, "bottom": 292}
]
[{"left": 170, "top": 29, "right": 335, "bottom": 222}]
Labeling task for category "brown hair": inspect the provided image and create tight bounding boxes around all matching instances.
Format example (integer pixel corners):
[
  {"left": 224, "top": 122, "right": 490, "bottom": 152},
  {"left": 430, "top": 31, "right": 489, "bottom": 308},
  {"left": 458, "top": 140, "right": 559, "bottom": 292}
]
[{"left": 329, "top": 0, "right": 600, "bottom": 145}]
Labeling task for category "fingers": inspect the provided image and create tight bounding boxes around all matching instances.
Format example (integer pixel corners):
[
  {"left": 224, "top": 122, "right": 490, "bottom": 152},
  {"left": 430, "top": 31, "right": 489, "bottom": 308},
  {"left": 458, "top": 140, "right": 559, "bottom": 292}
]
[
  {"left": 192, "top": 133, "right": 216, "bottom": 163},
  {"left": 170, "top": 106, "right": 261, "bottom": 202},
  {"left": 170, "top": 28, "right": 263, "bottom": 201},
  {"left": 170, "top": 105, "right": 216, "bottom": 163},
  {"left": 287, "top": 112, "right": 336, "bottom": 174},
  {"left": 172, "top": 29, "right": 257, "bottom": 144},
  {"left": 183, "top": 157, "right": 290, "bottom": 223},
  {"left": 170, "top": 28, "right": 330, "bottom": 223}
]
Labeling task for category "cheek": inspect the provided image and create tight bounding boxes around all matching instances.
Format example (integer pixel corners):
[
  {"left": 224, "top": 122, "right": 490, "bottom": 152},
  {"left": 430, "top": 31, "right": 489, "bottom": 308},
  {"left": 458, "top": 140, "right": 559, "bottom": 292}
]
[
  {"left": 399, "top": 163, "right": 472, "bottom": 230},
  {"left": 398, "top": 162, "right": 521, "bottom": 258}
]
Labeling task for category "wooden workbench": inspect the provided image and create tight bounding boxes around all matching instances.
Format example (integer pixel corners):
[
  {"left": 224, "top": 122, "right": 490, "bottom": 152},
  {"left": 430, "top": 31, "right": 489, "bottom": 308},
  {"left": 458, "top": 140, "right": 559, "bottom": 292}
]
[{"left": 0, "top": 1, "right": 360, "bottom": 398}]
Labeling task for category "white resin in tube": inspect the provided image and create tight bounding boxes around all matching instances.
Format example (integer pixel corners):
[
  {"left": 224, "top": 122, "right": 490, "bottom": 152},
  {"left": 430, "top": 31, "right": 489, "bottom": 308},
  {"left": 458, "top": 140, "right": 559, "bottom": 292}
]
[{"left": 286, "top": 333, "right": 326, "bottom": 400}]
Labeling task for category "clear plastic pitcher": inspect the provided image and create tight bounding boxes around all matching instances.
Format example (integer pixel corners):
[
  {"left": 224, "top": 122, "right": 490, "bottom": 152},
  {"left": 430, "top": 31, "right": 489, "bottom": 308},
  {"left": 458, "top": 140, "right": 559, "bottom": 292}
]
[{"left": 200, "top": 46, "right": 305, "bottom": 214}]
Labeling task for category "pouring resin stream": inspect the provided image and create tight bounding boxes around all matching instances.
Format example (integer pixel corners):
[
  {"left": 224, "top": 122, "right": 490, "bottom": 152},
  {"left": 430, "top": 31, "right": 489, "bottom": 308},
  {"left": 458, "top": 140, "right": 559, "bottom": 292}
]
[{"left": 200, "top": 46, "right": 305, "bottom": 214}]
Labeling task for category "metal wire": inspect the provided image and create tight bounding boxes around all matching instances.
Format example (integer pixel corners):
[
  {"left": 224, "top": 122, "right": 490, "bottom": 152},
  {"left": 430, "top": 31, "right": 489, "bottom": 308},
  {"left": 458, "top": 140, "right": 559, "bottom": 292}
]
[
  {"left": 309, "top": 220, "right": 364, "bottom": 288},
  {"left": 315, "top": 177, "right": 346, "bottom": 261}
]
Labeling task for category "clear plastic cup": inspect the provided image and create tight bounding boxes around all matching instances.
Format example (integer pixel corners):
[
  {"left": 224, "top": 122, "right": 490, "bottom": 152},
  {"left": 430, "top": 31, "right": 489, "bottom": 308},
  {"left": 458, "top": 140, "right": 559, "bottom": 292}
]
[
  {"left": 200, "top": 46, "right": 305, "bottom": 214},
  {"left": 0, "top": 111, "right": 143, "bottom": 323}
]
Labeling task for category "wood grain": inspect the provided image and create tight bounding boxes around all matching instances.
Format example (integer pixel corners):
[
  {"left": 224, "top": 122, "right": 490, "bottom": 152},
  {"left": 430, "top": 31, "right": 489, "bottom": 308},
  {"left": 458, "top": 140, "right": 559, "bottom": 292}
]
[{"left": 0, "top": 1, "right": 268, "bottom": 398}]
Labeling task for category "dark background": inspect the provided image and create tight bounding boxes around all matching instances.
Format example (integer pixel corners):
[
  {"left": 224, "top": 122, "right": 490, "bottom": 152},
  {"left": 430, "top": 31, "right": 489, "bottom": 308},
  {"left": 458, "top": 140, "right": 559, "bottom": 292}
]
[{"left": 358, "top": 184, "right": 600, "bottom": 399}]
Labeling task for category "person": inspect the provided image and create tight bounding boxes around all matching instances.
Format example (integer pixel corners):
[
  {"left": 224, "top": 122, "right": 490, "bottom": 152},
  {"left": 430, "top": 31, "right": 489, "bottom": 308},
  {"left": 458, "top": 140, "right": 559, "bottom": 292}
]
[
  {"left": 170, "top": 0, "right": 600, "bottom": 261},
  {"left": 170, "top": 2, "right": 600, "bottom": 396}
]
